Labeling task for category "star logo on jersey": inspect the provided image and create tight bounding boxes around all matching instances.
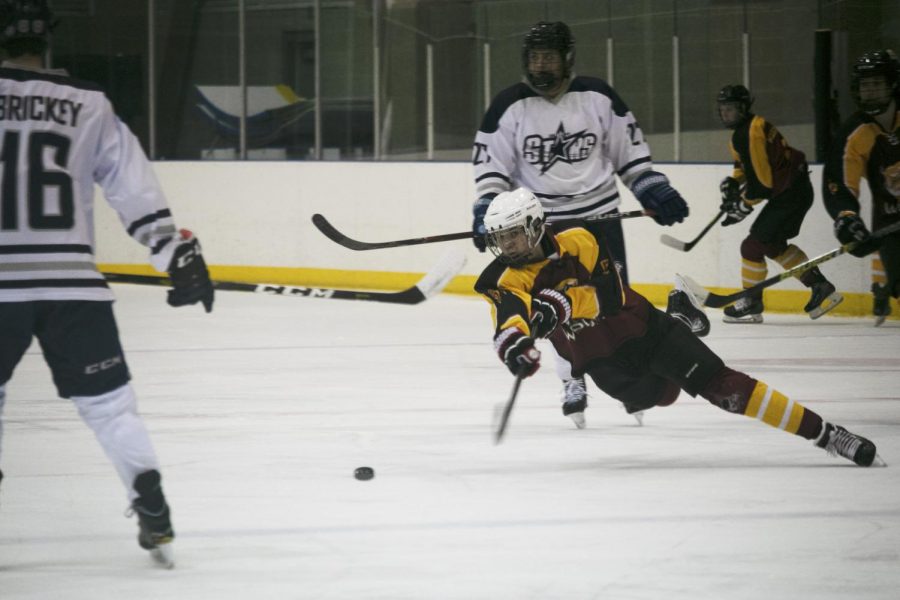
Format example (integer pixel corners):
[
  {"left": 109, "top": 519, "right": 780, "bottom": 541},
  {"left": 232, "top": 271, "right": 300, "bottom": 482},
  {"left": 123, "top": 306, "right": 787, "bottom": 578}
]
[{"left": 522, "top": 122, "right": 597, "bottom": 175}]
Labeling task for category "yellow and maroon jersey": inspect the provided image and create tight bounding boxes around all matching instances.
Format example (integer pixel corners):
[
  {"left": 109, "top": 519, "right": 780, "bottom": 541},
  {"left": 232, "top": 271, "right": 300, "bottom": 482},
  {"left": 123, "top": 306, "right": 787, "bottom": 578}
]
[
  {"left": 728, "top": 114, "right": 807, "bottom": 203},
  {"left": 474, "top": 221, "right": 651, "bottom": 376},
  {"left": 823, "top": 109, "right": 900, "bottom": 230}
]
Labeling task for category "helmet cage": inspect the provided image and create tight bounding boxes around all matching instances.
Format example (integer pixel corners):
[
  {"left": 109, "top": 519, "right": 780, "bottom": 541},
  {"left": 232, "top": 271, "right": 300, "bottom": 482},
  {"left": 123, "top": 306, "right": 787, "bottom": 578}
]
[
  {"left": 851, "top": 50, "right": 900, "bottom": 116},
  {"left": 522, "top": 21, "right": 575, "bottom": 92}
]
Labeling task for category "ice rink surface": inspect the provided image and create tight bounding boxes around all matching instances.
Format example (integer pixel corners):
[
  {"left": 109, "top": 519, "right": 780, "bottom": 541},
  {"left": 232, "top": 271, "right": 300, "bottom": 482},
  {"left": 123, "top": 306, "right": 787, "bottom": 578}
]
[{"left": 2, "top": 285, "right": 899, "bottom": 599}]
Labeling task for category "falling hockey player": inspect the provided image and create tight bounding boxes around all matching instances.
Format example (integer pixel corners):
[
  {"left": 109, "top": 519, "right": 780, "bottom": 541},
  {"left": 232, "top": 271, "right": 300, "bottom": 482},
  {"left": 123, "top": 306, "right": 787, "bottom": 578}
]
[
  {"left": 0, "top": 0, "right": 215, "bottom": 567},
  {"left": 475, "top": 187, "right": 881, "bottom": 467},
  {"left": 715, "top": 84, "right": 843, "bottom": 323},
  {"left": 469, "top": 20, "right": 693, "bottom": 428}
]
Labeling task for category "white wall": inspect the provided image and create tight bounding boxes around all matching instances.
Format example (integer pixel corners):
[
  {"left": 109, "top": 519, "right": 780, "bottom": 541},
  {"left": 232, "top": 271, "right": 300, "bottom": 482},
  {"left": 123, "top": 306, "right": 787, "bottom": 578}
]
[{"left": 94, "top": 161, "right": 873, "bottom": 293}]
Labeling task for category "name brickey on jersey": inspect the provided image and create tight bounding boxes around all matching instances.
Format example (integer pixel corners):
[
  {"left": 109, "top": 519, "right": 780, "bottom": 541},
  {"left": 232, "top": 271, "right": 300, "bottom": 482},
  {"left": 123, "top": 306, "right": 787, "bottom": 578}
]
[{"left": 0, "top": 93, "right": 83, "bottom": 126}]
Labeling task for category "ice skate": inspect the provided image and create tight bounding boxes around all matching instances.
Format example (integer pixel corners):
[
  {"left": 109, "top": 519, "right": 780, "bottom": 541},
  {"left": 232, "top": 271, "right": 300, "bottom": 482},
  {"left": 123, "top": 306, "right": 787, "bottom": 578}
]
[
  {"left": 623, "top": 404, "right": 645, "bottom": 426},
  {"left": 723, "top": 295, "right": 764, "bottom": 323},
  {"left": 872, "top": 283, "right": 891, "bottom": 327},
  {"left": 131, "top": 470, "right": 175, "bottom": 568},
  {"left": 561, "top": 377, "right": 587, "bottom": 429},
  {"left": 814, "top": 423, "right": 883, "bottom": 467},
  {"left": 666, "top": 289, "right": 710, "bottom": 337},
  {"left": 804, "top": 280, "right": 843, "bottom": 319}
]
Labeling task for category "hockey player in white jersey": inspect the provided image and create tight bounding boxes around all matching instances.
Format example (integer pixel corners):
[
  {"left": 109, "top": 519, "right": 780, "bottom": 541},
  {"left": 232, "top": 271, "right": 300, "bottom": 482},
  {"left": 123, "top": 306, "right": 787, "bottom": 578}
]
[
  {"left": 471, "top": 21, "right": 697, "bottom": 428},
  {"left": 0, "top": 0, "right": 213, "bottom": 568}
]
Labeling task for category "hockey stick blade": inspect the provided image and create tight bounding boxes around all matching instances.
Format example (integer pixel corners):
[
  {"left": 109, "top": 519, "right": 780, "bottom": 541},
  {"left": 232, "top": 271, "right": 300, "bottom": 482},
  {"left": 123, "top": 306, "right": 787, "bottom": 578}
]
[
  {"left": 659, "top": 210, "right": 725, "bottom": 252},
  {"left": 678, "top": 220, "right": 900, "bottom": 308},
  {"left": 102, "top": 250, "right": 464, "bottom": 306},
  {"left": 312, "top": 210, "right": 651, "bottom": 251},
  {"left": 494, "top": 367, "right": 526, "bottom": 445}
]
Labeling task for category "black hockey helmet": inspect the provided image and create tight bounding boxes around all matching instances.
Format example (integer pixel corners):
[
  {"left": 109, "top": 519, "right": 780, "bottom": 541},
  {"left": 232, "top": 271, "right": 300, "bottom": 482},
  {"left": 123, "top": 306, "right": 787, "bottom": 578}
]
[
  {"left": 0, "top": 0, "right": 54, "bottom": 53},
  {"left": 851, "top": 49, "right": 899, "bottom": 116},
  {"left": 522, "top": 21, "right": 575, "bottom": 92},
  {"left": 716, "top": 84, "right": 754, "bottom": 128}
]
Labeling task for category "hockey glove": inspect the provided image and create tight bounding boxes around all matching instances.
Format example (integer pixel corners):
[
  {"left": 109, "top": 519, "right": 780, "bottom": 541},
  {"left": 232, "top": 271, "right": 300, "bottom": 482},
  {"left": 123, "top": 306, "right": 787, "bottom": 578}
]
[
  {"left": 472, "top": 195, "right": 494, "bottom": 252},
  {"left": 530, "top": 288, "right": 572, "bottom": 339},
  {"left": 166, "top": 230, "right": 214, "bottom": 312},
  {"left": 495, "top": 327, "right": 541, "bottom": 377},
  {"left": 721, "top": 198, "right": 753, "bottom": 226},
  {"left": 719, "top": 176, "right": 741, "bottom": 204},
  {"left": 631, "top": 171, "right": 689, "bottom": 226},
  {"left": 719, "top": 177, "right": 752, "bottom": 226},
  {"left": 834, "top": 212, "right": 880, "bottom": 257}
]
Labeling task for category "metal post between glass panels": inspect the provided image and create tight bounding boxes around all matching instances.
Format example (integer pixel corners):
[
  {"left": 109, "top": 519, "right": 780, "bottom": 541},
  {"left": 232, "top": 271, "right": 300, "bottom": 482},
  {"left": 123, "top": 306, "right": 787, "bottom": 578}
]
[
  {"left": 373, "top": 0, "right": 381, "bottom": 160},
  {"left": 673, "top": 34, "right": 680, "bottom": 162},
  {"left": 147, "top": 0, "right": 155, "bottom": 159},
  {"left": 239, "top": 0, "right": 247, "bottom": 160},
  {"left": 426, "top": 42, "right": 434, "bottom": 160}
]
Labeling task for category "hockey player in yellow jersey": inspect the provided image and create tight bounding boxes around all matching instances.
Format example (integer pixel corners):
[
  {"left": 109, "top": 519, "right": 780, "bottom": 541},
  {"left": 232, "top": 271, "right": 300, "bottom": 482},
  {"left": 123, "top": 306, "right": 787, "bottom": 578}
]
[
  {"left": 476, "top": 187, "right": 880, "bottom": 467},
  {"left": 824, "top": 49, "right": 900, "bottom": 326},
  {"left": 716, "top": 85, "right": 842, "bottom": 323}
]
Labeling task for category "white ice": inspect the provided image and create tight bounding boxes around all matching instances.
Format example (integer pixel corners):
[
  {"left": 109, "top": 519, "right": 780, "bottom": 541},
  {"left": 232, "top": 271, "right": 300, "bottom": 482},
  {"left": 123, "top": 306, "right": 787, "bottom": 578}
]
[{"left": 2, "top": 286, "right": 899, "bottom": 599}]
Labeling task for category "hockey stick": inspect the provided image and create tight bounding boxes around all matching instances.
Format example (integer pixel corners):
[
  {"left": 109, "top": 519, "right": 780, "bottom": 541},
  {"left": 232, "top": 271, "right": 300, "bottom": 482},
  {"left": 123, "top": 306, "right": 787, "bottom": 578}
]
[
  {"left": 102, "top": 248, "right": 466, "bottom": 306},
  {"left": 311, "top": 210, "right": 651, "bottom": 251},
  {"left": 678, "top": 220, "right": 900, "bottom": 308},
  {"left": 494, "top": 366, "right": 527, "bottom": 445},
  {"left": 660, "top": 209, "right": 725, "bottom": 252}
]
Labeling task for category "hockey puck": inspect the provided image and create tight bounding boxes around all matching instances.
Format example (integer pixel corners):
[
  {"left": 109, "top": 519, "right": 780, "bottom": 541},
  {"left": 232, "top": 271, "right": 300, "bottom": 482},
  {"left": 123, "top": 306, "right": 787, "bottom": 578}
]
[{"left": 354, "top": 466, "right": 375, "bottom": 481}]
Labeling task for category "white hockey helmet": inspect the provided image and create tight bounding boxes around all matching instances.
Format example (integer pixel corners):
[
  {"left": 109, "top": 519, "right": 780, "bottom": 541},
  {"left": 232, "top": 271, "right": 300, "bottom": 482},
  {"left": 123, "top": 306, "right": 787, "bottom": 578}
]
[{"left": 483, "top": 188, "right": 545, "bottom": 265}]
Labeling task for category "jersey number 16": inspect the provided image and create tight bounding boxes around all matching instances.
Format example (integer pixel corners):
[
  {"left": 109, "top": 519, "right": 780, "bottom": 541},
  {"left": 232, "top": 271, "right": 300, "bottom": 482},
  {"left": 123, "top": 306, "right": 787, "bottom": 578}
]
[{"left": 1, "top": 129, "right": 74, "bottom": 231}]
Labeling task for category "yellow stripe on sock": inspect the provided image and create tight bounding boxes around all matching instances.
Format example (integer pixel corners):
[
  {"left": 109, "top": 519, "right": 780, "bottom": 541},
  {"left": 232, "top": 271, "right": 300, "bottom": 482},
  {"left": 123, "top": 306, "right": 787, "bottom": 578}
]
[
  {"left": 774, "top": 244, "right": 810, "bottom": 271},
  {"left": 744, "top": 383, "right": 803, "bottom": 433},
  {"left": 872, "top": 256, "right": 886, "bottom": 284},
  {"left": 784, "top": 399, "right": 805, "bottom": 434},
  {"left": 741, "top": 259, "right": 767, "bottom": 288},
  {"left": 744, "top": 382, "right": 769, "bottom": 418},
  {"left": 760, "top": 389, "right": 791, "bottom": 428}
]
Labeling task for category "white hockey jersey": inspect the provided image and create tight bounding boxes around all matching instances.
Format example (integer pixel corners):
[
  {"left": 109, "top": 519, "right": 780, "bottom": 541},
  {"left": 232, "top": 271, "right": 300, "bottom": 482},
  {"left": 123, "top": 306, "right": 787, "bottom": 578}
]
[
  {"left": 0, "top": 63, "right": 180, "bottom": 302},
  {"left": 473, "top": 76, "right": 654, "bottom": 221}
]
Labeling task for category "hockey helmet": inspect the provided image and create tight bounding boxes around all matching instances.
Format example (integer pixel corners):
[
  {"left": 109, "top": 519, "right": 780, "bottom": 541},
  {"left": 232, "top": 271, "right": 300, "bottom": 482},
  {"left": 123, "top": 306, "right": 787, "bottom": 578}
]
[
  {"left": 484, "top": 188, "right": 545, "bottom": 266},
  {"left": 522, "top": 21, "right": 575, "bottom": 92},
  {"left": 716, "top": 84, "right": 754, "bottom": 128},
  {"left": 851, "top": 50, "right": 899, "bottom": 116},
  {"left": 0, "top": 0, "right": 54, "bottom": 49}
]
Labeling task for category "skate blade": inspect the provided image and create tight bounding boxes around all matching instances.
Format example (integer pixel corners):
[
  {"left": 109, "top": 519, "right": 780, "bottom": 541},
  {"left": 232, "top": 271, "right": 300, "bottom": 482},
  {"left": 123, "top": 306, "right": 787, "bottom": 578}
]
[
  {"left": 722, "top": 314, "right": 763, "bottom": 324},
  {"left": 872, "top": 454, "right": 888, "bottom": 467},
  {"left": 150, "top": 543, "right": 175, "bottom": 569},
  {"left": 808, "top": 293, "right": 843, "bottom": 320},
  {"left": 632, "top": 411, "right": 645, "bottom": 427},
  {"left": 568, "top": 412, "right": 586, "bottom": 429},
  {"left": 874, "top": 315, "right": 887, "bottom": 327}
]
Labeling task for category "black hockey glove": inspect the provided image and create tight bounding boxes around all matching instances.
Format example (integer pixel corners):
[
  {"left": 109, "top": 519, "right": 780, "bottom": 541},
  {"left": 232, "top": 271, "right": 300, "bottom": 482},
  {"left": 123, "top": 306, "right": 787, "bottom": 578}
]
[
  {"left": 166, "top": 230, "right": 214, "bottom": 312},
  {"left": 631, "top": 171, "right": 689, "bottom": 226},
  {"left": 719, "top": 176, "right": 753, "bottom": 226},
  {"left": 719, "top": 176, "right": 741, "bottom": 205},
  {"left": 471, "top": 195, "right": 494, "bottom": 252},
  {"left": 495, "top": 328, "right": 541, "bottom": 377},
  {"left": 530, "top": 288, "right": 572, "bottom": 339},
  {"left": 834, "top": 213, "right": 880, "bottom": 257}
]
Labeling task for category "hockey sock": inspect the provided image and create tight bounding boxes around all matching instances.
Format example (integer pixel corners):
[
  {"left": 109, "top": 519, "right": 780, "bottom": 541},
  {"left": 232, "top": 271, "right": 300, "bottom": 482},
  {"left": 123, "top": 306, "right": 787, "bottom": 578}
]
[
  {"left": 72, "top": 384, "right": 161, "bottom": 501},
  {"left": 773, "top": 244, "right": 809, "bottom": 272},
  {"left": 740, "top": 258, "right": 767, "bottom": 289},
  {"left": 701, "top": 369, "right": 822, "bottom": 440},
  {"left": 743, "top": 380, "right": 822, "bottom": 439},
  {"left": 872, "top": 255, "right": 886, "bottom": 288}
]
